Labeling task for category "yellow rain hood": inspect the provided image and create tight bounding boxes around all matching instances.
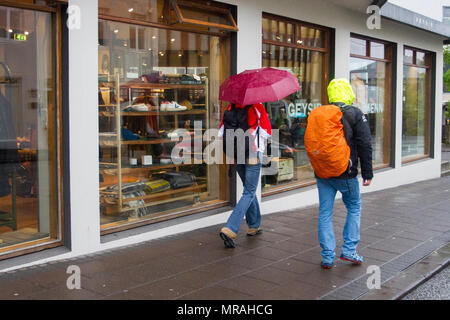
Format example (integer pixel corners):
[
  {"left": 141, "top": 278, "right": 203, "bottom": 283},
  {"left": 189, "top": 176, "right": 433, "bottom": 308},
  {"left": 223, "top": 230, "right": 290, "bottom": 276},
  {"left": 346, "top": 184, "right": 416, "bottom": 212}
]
[{"left": 327, "top": 78, "right": 355, "bottom": 105}]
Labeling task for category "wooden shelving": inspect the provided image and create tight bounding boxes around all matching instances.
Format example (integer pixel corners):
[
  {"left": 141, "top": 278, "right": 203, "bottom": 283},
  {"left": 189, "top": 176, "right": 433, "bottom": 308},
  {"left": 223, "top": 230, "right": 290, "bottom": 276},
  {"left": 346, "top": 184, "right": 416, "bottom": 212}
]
[
  {"left": 99, "top": 75, "right": 210, "bottom": 222},
  {"left": 100, "top": 162, "right": 205, "bottom": 174},
  {"left": 120, "top": 83, "right": 205, "bottom": 90},
  {"left": 122, "top": 183, "right": 206, "bottom": 203}
]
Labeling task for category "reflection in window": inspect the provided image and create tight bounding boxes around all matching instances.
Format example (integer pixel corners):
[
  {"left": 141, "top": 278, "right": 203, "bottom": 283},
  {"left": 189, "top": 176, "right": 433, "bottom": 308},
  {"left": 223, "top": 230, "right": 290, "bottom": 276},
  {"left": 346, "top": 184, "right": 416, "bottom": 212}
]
[
  {"left": 261, "top": 15, "right": 329, "bottom": 194},
  {"left": 402, "top": 48, "right": 432, "bottom": 161},
  {"left": 0, "top": 6, "right": 58, "bottom": 250},
  {"left": 402, "top": 66, "right": 430, "bottom": 159},
  {"left": 350, "top": 37, "right": 366, "bottom": 56},
  {"left": 98, "top": 18, "right": 230, "bottom": 230},
  {"left": 370, "top": 42, "right": 384, "bottom": 59},
  {"left": 350, "top": 57, "right": 391, "bottom": 166}
]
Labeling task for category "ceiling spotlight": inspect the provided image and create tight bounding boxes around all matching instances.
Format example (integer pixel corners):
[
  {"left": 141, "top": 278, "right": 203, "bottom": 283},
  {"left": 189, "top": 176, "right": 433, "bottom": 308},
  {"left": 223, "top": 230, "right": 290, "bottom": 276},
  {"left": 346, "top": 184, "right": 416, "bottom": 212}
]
[
  {"left": 8, "top": 29, "right": 13, "bottom": 33},
  {"left": 114, "top": 29, "right": 119, "bottom": 33},
  {"left": 170, "top": 38, "right": 175, "bottom": 42},
  {"left": 152, "top": 35, "right": 156, "bottom": 39},
  {"left": 124, "top": 43, "right": 127, "bottom": 47},
  {"left": 128, "top": 8, "right": 134, "bottom": 13},
  {"left": 24, "top": 31, "right": 29, "bottom": 35}
]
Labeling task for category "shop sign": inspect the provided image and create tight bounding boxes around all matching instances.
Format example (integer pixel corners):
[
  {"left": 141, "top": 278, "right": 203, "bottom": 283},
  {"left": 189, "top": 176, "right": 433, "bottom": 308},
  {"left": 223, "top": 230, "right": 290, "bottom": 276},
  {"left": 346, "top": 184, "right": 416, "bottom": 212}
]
[
  {"left": 288, "top": 101, "right": 321, "bottom": 118},
  {"left": 13, "top": 33, "right": 27, "bottom": 41},
  {"left": 366, "top": 103, "right": 384, "bottom": 114}
]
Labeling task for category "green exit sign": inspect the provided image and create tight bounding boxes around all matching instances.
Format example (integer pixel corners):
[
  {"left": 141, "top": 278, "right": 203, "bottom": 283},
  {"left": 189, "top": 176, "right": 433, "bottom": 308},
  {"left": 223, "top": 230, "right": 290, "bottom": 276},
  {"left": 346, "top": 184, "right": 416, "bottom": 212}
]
[{"left": 14, "top": 33, "right": 27, "bottom": 41}]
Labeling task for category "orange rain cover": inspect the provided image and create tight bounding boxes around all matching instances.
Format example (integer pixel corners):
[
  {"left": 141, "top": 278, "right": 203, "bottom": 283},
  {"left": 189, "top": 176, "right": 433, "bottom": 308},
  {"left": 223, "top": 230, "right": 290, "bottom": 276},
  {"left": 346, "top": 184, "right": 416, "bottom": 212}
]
[{"left": 304, "top": 105, "right": 350, "bottom": 179}]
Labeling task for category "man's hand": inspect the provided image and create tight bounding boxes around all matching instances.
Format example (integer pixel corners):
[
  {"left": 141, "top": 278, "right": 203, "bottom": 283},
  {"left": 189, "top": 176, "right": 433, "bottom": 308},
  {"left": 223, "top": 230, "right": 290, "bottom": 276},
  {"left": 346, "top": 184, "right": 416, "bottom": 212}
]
[{"left": 363, "top": 179, "right": 372, "bottom": 186}]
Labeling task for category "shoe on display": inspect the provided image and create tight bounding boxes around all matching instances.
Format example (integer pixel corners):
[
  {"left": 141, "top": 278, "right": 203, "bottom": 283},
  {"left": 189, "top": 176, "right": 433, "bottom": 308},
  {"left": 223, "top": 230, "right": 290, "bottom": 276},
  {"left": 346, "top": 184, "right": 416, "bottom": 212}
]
[
  {"left": 159, "top": 101, "right": 171, "bottom": 111},
  {"left": 160, "top": 158, "right": 172, "bottom": 164},
  {"left": 130, "top": 103, "right": 149, "bottom": 112},
  {"left": 167, "top": 131, "right": 179, "bottom": 139},
  {"left": 160, "top": 101, "right": 187, "bottom": 111}
]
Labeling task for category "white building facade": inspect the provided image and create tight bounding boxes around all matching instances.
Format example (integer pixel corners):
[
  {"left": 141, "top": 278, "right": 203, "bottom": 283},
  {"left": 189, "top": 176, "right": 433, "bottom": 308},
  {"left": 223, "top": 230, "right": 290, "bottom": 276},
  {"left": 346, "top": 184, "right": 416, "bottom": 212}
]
[{"left": 0, "top": 0, "right": 447, "bottom": 271}]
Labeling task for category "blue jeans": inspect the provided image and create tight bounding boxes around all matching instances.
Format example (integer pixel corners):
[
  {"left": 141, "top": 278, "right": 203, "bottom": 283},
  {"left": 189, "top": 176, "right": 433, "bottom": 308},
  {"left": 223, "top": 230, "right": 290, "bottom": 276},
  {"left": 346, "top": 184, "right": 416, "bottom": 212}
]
[
  {"left": 225, "top": 160, "right": 262, "bottom": 234},
  {"left": 316, "top": 177, "right": 361, "bottom": 264}
]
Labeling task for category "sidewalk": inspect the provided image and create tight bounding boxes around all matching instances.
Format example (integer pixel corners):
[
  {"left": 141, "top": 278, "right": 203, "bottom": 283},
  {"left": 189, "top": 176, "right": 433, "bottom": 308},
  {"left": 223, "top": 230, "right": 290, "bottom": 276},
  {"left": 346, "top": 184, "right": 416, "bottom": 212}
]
[{"left": 0, "top": 176, "right": 449, "bottom": 300}]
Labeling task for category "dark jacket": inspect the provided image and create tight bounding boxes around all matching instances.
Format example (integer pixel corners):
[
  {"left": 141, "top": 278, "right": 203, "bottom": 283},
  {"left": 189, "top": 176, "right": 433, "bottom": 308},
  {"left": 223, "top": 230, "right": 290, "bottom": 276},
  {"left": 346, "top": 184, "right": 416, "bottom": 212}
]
[{"left": 334, "top": 102, "right": 373, "bottom": 181}]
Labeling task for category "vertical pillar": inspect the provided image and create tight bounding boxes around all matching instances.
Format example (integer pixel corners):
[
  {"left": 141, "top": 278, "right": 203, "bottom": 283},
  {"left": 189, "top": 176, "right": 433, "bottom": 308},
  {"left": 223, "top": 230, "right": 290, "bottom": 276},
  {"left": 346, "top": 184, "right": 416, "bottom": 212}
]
[
  {"left": 395, "top": 43, "right": 403, "bottom": 169},
  {"left": 235, "top": 1, "right": 263, "bottom": 205},
  {"left": 68, "top": 0, "right": 100, "bottom": 253}
]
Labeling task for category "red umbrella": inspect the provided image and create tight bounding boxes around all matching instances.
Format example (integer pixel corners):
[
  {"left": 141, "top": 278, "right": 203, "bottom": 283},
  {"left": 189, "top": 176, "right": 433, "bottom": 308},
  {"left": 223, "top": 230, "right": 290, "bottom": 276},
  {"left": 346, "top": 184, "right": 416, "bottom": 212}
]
[{"left": 219, "top": 67, "right": 300, "bottom": 105}]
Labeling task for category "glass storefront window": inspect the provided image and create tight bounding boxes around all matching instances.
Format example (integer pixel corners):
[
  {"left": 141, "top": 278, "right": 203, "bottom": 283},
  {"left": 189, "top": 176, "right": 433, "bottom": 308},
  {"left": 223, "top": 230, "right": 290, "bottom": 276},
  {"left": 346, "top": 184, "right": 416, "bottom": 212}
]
[
  {"left": 98, "top": 2, "right": 231, "bottom": 232},
  {"left": 350, "top": 37, "right": 366, "bottom": 56},
  {"left": 402, "top": 48, "right": 432, "bottom": 161},
  {"left": 99, "top": 0, "right": 237, "bottom": 33},
  {"left": 349, "top": 35, "right": 393, "bottom": 167},
  {"left": 0, "top": 5, "right": 59, "bottom": 252},
  {"left": 261, "top": 14, "right": 330, "bottom": 195}
]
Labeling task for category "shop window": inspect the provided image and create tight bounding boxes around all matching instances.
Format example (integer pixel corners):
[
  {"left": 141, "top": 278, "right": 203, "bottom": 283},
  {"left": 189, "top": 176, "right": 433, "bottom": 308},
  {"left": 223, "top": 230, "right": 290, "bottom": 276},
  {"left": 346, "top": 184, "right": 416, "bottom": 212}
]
[
  {"left": 402, "top": 47, "right": 433, "bottom": 162},
  {"left": 350, "top": 37, "right": 367, "bottom": 56},
  {"left": 170, "top": 0, "right": 238, "bottom": 32},
  {"left": 350, "top": 34, "right": 393, "bottom": 168},
  {"left": 261, "top": 13, "right": 330, "bottom": 195},
  {"left": 0, "top": 4, "right": 60, "bottom": 256},
  {"left": 98, "top": 0, "right": 232, "bottom": 233},
  {"left": 99, "top": 0, "right": 237, "bottom": 34}
]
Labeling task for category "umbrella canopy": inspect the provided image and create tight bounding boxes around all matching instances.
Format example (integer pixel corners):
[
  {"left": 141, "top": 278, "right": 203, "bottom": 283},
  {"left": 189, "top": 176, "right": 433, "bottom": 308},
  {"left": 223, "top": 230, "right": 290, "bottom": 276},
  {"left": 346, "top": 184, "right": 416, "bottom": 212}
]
[{"left": 219, "top": 67, "right": 300, "bottom": 105}]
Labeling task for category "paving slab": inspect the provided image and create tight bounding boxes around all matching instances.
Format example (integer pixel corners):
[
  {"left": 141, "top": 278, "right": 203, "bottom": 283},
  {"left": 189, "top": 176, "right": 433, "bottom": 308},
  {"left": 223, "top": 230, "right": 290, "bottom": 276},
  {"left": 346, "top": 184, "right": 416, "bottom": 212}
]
[{"left": 0, "top": 176, "right": 449, "bottom": 300}]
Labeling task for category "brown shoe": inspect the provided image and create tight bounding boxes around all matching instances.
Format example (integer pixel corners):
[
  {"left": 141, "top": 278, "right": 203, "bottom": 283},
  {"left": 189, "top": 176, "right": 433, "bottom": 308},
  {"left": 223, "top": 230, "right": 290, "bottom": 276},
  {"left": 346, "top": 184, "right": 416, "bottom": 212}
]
[
  {"left": 219, "top": 227, "right": 236, "bottom": 248},
  {"left": 247, "top": 227, "right": 263, "bottom": 236}
]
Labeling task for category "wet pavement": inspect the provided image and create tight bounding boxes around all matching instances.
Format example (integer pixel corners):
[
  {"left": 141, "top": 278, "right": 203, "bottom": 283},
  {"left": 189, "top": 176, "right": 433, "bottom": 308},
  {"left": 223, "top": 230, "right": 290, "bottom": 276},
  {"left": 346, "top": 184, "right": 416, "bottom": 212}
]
[{"left": 0, "top": 176, "right": 449, "bottom": 300}]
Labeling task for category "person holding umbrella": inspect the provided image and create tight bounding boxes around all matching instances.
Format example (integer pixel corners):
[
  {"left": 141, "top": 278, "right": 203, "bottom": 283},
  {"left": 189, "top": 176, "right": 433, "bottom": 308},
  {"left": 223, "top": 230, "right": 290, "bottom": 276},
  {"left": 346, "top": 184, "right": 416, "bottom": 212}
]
[{"left": 217, "top": 68, "right": 300, "bottom": 248}]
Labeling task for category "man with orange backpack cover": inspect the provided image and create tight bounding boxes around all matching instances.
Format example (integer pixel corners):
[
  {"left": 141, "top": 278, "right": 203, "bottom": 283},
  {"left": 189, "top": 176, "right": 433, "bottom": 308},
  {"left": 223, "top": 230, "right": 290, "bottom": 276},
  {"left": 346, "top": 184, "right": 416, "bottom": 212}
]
[{"left": 304, "top": 78, "right": 373, "bottom": 269}]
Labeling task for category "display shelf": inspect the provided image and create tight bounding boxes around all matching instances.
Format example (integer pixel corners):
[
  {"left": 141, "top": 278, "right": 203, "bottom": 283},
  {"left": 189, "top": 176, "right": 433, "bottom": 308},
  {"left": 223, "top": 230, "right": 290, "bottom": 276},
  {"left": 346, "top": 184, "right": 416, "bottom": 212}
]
[
  {"left": 122, "top": 183, "right": 206, "bottom": 203},
  {"left": 99, "top": 133, "right": 117, "bottom": 137},
  {"left": 99, "top": 109, "right": 206, "bottom": 117},
  {"left": 100, "top": 162, "right": 205, "bottom": 174},
  {"left": 99, "top": 73, "right": 209, "bottom": 220},
  {"left": 121, "top": 109, "right": 206, "bottom": 116},
  {"left": 120, "top": 83, "right": 205, "bottom": 90}
]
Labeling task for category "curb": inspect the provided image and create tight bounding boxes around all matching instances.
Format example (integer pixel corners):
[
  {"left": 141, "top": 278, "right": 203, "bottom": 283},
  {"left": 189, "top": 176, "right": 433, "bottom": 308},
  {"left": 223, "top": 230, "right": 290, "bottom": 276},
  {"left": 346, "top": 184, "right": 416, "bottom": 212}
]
[
  {"left": 357, "top": 243, "right": 450, "bottom": 300},
  {"left": 394, "top": 247, "right": 450, "bottom": 300}
]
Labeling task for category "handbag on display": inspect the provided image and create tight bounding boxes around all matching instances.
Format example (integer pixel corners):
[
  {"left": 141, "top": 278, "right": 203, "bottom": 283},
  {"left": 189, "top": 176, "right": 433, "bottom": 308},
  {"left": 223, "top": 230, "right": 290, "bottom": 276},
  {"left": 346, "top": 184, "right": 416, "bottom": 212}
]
[
  {"left": 158, "top": 171, "right": 196, "bottom": 189},
  {"left": 145, "top": 179, "right": 171, "bottom": 194}
]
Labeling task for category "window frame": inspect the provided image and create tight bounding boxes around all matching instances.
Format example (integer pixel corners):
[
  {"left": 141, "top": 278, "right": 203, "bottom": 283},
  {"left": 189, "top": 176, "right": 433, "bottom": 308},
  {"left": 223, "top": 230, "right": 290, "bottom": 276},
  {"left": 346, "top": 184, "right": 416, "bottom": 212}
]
[
  {"left": 401, "top": 45, "right": 434, "bottom": 163},
  {"left": 349, "top": 33, "right": 395, "bottom": 170},
  {"left": 0, "top": 1, "right": 64, "bottom": 261},
  {"left": 97, "top": 4, "right": 234, "bottom": 235},
  {"left": 170, "top": 0, "right": 238, "bottom": 32},
  {"left": 98, "top": 0, "right": 236, "bottom": 38},
  {"left": 261, "top": 12, "right": 332, "bottom": 197}
]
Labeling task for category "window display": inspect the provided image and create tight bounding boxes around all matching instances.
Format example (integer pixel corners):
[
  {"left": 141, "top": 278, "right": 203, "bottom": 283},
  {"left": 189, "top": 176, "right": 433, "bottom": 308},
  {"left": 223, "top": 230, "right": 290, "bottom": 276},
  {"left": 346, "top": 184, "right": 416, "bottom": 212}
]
[
  {"left": 402, "top": 47, "right": 432, "bottom": 161},
  {"left": 350, "top": 35, "right": 393, "bottom": 167},
  {"left": 98, "top": 8, "right": 231, "bottom": 231},
  {"left": 261, "top": 14, "right": 330, "bottom": 195}
]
